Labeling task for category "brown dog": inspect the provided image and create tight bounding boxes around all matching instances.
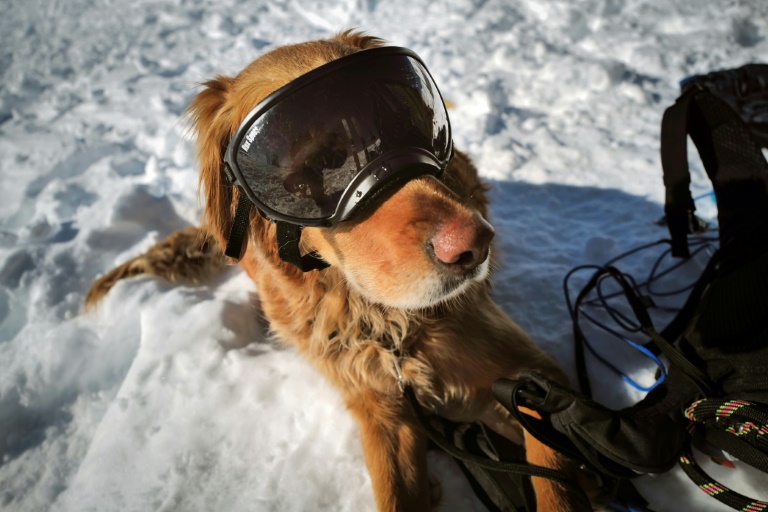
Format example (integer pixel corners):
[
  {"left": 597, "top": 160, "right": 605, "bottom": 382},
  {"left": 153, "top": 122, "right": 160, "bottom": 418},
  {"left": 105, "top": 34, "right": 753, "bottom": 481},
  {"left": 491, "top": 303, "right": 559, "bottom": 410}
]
[{"left": 86, "top": 31, "right": 591, "bottom": 511}]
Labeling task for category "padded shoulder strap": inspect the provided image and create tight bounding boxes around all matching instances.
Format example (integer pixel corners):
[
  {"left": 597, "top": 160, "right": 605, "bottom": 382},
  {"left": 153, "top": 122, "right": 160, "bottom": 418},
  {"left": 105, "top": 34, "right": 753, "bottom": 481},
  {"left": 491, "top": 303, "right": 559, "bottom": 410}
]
[
  {"left": 661, "top": 89, "right": 700, "bottom": 258},
  {"left": 661, "top": 85, "right": 768, "bottom": 262}
]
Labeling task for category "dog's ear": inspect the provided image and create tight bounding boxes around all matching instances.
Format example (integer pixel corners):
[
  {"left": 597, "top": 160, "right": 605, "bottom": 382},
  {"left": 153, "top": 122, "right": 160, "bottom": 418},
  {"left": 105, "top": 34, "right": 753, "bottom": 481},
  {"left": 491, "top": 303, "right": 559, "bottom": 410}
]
[{"left": 185, "top": 75, "right": 239, "bottom": 250}]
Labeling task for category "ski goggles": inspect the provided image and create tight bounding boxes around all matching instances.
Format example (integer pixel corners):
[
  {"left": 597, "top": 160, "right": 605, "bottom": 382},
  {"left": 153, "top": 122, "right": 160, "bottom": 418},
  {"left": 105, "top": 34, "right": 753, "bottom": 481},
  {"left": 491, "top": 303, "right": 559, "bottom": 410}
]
[{"left": 223, "top": 46, "right": 453, "bottom": 227}]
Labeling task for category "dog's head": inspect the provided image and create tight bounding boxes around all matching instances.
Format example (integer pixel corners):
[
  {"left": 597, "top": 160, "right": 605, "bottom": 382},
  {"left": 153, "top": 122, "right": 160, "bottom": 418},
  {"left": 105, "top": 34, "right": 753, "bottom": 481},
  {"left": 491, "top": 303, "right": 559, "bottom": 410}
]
[{"left": 187, "top": 31, "right": 494, "bottom": 310}]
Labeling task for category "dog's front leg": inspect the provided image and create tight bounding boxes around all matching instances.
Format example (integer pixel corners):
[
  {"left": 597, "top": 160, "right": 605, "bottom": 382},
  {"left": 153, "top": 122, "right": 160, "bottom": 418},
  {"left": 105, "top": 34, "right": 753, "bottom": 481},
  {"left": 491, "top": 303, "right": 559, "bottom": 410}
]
[
  {"left": 347, "top": 392, "right": 431, "bottom": 512},
  {"left": 484, "top": 400, "right": 594, "bottom": 512}
]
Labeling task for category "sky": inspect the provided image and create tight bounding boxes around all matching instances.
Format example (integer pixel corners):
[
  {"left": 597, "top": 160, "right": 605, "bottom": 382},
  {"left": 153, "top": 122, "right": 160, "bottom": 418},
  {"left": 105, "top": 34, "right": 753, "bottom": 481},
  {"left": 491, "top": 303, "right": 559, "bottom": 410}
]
[{"left": 1, "top": 0, "right": 768, "bottom": 511}]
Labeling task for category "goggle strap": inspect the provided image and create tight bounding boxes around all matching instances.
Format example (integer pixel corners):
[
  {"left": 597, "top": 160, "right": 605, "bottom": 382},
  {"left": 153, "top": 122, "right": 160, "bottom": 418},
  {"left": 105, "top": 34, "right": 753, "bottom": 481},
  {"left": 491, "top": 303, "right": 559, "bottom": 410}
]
[
  {"left": 276, "top": 221, "right": 330, "bottom": 272},
  {"left": 225, "top": 190, "right": 252, "bottom": 260}
]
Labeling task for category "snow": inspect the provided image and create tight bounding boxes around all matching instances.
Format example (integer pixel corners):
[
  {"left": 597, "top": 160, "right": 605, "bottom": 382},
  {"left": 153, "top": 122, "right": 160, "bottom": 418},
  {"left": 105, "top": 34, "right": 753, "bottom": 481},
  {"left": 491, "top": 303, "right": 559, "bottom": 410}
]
[{"left": 1, "top": 0, "right": 767, "bottom": 511}]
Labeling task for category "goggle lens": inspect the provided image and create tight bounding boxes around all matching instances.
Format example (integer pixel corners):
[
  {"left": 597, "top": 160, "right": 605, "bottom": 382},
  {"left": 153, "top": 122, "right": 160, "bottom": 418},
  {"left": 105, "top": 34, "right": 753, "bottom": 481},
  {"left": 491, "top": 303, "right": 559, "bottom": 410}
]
[{"left": 230, "top": 51, "right": 451, "bottom": 225}]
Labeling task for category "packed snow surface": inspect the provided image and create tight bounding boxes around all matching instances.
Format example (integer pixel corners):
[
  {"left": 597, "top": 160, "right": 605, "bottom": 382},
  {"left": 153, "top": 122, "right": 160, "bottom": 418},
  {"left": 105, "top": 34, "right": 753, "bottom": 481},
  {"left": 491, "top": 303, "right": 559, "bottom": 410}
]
[{"left": 2, "top": 0, "right": 767, "bottom": 511}]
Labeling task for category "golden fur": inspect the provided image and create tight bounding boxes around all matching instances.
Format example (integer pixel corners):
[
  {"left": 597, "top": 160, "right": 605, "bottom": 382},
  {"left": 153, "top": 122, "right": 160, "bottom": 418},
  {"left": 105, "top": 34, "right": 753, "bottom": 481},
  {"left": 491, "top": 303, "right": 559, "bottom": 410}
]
[{"left": 85, "top": 31, "right": 593, "bottom": 511}]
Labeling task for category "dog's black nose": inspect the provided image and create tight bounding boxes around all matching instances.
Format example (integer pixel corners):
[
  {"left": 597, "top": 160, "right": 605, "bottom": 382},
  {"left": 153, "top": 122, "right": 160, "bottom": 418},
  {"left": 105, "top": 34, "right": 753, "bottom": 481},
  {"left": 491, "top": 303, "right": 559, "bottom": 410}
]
[{"left": 430, "top": 214, "right": 494, "bottom": 272}]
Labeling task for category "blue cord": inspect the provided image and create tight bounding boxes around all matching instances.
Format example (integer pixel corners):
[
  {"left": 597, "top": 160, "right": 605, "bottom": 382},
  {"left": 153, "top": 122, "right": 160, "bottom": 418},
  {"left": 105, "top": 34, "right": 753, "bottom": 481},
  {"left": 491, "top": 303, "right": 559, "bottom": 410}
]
[
  {"left": 577, "top": 309, "right": 666, "bottom": 392},
  {"left": 693, "top": 190, "right": 716, "bottom": 203},
  {"left": 620, "top": 338, "right": 667, "bottom": 392}
]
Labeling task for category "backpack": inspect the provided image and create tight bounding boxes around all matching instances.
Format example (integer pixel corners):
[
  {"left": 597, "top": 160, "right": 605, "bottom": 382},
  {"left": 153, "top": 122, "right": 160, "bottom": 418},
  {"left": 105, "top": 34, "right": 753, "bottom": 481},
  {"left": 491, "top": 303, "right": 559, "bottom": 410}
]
[{"left": 491, "top": 64, "right": 768, "bottom": 510}]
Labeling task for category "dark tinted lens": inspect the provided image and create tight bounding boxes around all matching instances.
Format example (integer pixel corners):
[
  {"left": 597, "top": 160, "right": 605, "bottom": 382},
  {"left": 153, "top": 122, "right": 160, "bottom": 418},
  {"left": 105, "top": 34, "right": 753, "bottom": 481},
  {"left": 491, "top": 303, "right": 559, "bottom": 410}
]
[{"left": 234, "top": 55, "right": 450, "bottom": 222}]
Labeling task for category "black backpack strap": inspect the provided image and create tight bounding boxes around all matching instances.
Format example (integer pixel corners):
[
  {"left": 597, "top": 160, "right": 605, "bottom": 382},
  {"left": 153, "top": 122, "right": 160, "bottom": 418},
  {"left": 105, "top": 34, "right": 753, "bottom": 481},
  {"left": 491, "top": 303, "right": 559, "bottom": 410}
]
[
  {"left": 442, "top": 421, "right": 537, "bottom": 512},
  {"left": 661, "top": 89, "right": 701, "bottom": 258},
  {"left": 663, "top": 65, "right": 768, "bottom": 261},
  {"left": 687, "top": 93, "right": 768, "bottom": 271},
  {"left": 493, "top": 373, "right": 689, "bottom": 478},
  {"left": 454, "top": 459, "right": 533, "bottom": 512},
  {"left": 662, "top": 82, "right": 768, "bottom": 265},
  {"left": 682, "top": 64, "right": 768, "bottom": 149}
]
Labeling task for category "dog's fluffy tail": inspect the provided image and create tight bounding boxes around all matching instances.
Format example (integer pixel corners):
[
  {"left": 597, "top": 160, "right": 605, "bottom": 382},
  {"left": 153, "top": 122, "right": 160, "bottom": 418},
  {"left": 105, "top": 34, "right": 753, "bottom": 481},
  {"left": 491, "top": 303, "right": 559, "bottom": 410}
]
[{"left": 84, "top": 226, "right": 227, "bottom": 310}]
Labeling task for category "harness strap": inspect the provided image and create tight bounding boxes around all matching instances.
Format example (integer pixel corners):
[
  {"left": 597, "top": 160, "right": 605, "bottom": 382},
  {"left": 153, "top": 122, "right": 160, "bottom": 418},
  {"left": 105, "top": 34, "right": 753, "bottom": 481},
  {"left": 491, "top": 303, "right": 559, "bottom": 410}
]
[
  {"left": 445, "top": 422, "right": 536, "bottom": 512},
  {"left": 455, "top": 460, "right": 531, "bottom": 512},
  {"left": 402, "top": 385, "right": 591, "bottom": 511}
]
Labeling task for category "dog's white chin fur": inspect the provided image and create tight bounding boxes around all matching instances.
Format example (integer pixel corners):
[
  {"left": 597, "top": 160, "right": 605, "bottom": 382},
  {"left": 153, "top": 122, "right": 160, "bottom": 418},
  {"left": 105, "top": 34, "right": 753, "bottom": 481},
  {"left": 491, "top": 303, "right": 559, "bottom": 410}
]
[{"left": 346, "top": 252, "right": 491, "bottom": 311}]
